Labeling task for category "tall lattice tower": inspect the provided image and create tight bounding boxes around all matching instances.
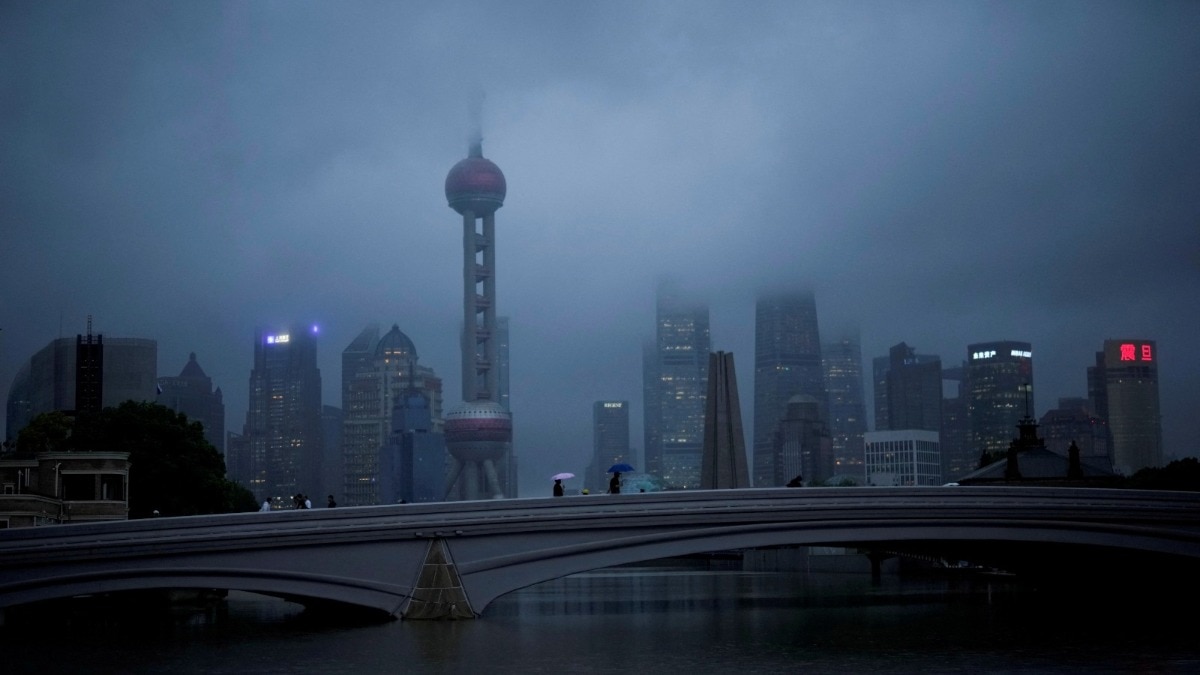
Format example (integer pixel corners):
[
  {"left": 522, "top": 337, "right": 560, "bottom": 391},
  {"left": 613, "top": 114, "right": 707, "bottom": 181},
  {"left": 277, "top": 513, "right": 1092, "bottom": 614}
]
[{"left": 443, "top": 106, "right": 513, "bottom": 500}]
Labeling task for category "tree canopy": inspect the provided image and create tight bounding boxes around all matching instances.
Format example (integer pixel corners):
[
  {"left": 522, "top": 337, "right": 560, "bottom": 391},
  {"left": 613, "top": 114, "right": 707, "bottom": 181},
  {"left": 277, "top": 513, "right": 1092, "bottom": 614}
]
[
  {"left": 1125, "top": 457, "right": 1200, "bottom": 492},
  {"left": 18, "top": 402, "right": 257, "bottom": 517}
]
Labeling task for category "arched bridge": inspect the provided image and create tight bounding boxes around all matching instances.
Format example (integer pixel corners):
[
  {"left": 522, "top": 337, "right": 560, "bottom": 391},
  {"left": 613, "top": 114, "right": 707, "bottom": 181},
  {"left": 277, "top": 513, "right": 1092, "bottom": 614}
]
[{"left": 1, "top": 486, "right": 1198, "bottom": 620}]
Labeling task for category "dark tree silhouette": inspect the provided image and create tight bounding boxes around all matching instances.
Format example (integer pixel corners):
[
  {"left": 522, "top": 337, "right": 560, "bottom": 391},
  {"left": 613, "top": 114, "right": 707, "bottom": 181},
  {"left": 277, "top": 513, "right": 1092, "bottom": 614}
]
[
  {"left": 1125, "top": 457, "right": 1200, "bottom": 492},
  {"left": 20, "top": 402, "right": 257, "bottom": 517},
  {"left": 15, "top": 411, "right": 74, "bottom": 454}
]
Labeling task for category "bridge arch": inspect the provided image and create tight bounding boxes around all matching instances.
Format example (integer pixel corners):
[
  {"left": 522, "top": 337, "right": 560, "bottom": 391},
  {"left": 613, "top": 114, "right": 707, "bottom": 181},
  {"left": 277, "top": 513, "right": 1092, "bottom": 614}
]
[{"left": 0, "top": 487, "right": 1196, "bottom": 620}]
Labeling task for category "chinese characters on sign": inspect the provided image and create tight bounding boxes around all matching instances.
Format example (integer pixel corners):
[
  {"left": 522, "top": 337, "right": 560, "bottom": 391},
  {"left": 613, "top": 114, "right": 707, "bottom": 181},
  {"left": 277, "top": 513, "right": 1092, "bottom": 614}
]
[{"left": 1119, "top": 343, "right": 1153, "bottom": 362}]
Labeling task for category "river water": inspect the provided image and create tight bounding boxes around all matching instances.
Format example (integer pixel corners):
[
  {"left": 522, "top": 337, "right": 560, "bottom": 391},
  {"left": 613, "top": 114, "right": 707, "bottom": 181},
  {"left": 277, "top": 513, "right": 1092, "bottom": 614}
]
[{"left": 3, "top": 559, "right": 1197, "bottom": 674}]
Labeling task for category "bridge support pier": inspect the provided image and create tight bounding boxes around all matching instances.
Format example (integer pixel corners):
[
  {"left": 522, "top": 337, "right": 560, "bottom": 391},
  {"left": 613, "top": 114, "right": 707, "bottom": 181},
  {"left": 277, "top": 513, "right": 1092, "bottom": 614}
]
[
  {"left": 401, "top": 538, "right": 475, "bottom": 620},
  {"left": 866, "top": 551, "right": 892, "bottom": 585}
]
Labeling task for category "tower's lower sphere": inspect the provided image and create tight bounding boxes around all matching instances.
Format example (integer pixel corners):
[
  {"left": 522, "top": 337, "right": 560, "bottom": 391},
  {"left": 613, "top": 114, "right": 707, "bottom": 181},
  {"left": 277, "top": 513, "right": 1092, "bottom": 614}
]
[{"left": 444, "top": 400, "right": 512, "bottom": 463}]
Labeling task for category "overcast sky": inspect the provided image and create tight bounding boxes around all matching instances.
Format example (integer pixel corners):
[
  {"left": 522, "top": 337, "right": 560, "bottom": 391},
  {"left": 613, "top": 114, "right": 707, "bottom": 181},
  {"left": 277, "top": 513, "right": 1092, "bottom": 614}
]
[{"left": 3, "top": 1, "right": 1197, "bottom": 494}]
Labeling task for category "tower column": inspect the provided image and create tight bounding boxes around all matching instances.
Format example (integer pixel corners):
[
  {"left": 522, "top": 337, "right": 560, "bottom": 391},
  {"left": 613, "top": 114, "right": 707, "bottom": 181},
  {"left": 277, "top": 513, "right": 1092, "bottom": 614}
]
[
  {"left": 462, "top": 211, "right": 478, "bottom": 400},
  {"left": 482, "top": 212, "right": 497, "bottom": 400}
]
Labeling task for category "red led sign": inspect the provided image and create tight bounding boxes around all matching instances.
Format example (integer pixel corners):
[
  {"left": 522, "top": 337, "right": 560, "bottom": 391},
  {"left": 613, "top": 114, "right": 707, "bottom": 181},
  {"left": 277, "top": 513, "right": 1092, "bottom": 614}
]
[{"left": 1119, "top": 343, "right": 1153, "bottom": 362}]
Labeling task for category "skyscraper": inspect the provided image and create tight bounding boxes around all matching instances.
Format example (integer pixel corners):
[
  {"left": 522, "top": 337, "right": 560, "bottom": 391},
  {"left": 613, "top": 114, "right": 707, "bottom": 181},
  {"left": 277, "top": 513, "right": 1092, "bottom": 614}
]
[
  {"left": 884, "top": 342, "right": 943, "bottom": 433},
  {"left": 1039, "top": 397, "right": 1111, "bottom": 467},
  {"left": 1094, "top": 339, "right": 1161, "bottom": 475},
  {"left": 590, "top": 400, "right": 631, "bottom": 493},
  {"left": 872, "top": 348, "right": 939, "bottom": 432},
  {"left": 496, "top": 316, "right": 511, "bottom": 412},
  {"left": 242, "top": 325, "right": 324, "bottom": 506},
  {"left": 753, "top": 290, "right": 824, "bottom": 487},
  {"left": 75, "top": 328, "right": 102, "bottom": 415},
  {"left": 822, "top": 334, "right": 868, "bottom": 479},
  {"left": 495, "top": 315, "right": 517, "bottom": 497},
  {"left": 641, "top": 339, "right": 661, "bottom": 476},
  {"left": 772, "top": 395, "right": 833, "bottom": 486},
  {"left": 320, "top": 404, "right": 343, "bottom": 502},
  {"left": 965, "top": 341, "right": 1034, "bottom": 459},
  {"left": 157, "top": 352, "right": 225, "bottom": 453},
  {"left": 643, "top": 280, "right": 710, "bottom": 489},
  {"left": 940, "top": 364, "right": 973, "bottom": 480},
  {"left": 380, "top": 388, "right": 447, "bottom": 504},
  {"left": 443, "top": 123, "right": 514, "bottom": 500},
  {"left": 341, "top": 324, "right": 443, "bottom": 506},
  {"left": 6, "top": 333, "right": 157, "bottom": 441}
]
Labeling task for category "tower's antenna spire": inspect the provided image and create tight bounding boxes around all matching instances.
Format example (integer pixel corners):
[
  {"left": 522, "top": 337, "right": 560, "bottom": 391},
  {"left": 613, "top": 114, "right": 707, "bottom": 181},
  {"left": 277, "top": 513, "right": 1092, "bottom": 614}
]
[{"left": 468, "top": 89, "right": 485, "bottom": 157}]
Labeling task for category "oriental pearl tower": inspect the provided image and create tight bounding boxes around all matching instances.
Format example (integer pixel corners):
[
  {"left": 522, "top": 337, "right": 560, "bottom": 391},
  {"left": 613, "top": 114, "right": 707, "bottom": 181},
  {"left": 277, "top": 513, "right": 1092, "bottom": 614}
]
[{"left": 443, "top": 114, "right": 513, "bottom": 500}]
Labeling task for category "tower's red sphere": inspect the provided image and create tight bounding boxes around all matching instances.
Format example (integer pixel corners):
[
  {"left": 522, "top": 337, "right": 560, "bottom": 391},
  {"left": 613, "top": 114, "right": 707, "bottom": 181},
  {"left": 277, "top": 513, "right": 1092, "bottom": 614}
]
[{"left": 445, "top": 156, "right": 506, "bottom": 215}]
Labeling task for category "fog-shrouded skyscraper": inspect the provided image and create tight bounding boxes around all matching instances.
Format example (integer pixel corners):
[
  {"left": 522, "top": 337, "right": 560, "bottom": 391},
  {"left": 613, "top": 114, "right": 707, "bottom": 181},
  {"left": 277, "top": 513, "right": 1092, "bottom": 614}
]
[
  {"left": 753, "top": 290, "right": 824, "bottom": 487},
  {"left": 822, "top": 333, "right": 867, "bottom": 479},
  {"left": 157, "top": 352, "right": 225, "bottom": 453},
  {"left": 242, "top": 325, "right": 324, "bottom": 507},
  {"left": 643, "top": 280, "right": 710, "bottom": 489},
  {"left": 341, "top": 324, "right": 443, "bottom": 506},
  {"left": 6, "top": 333, "right": 157, "bottom": 442},
  {"left": 965, "top": 340, "right": 1033, "bottom": 459},
  {"left": 589, "top": 400, "right": 631, "bottom": 493},
  {"left": 1094, "top": 339, "right": 1161, "bottom": 475},
  {"left": 443, "top": 121, "right": 514, "bottom": 500},
  {"left": 884, "top": 342, "right": 943, "bottom": 433}
]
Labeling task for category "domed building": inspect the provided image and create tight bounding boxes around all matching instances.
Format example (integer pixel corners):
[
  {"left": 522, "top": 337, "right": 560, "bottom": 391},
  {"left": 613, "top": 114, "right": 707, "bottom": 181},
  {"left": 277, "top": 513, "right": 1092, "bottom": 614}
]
[{"left": 340, "top": 323, "right": 443, "bottom": 506}]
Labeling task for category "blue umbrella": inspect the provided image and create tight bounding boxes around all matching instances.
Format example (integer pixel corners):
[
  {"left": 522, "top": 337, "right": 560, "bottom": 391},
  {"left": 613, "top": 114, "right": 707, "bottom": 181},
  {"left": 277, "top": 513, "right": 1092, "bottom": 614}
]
[{"left": 607, "top": 463, "right": 635, "bottom": 473}]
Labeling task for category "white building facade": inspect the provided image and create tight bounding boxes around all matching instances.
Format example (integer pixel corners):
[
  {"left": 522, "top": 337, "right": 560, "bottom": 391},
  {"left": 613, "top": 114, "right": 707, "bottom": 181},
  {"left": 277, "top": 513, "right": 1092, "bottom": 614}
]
[{"left": 864, "top": 429, "right": 942, "bottom": 486}]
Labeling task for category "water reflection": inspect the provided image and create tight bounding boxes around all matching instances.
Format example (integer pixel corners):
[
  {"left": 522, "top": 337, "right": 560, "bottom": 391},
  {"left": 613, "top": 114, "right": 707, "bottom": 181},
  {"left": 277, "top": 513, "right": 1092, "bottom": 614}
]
[{"left": 2, "top": 564, "right": 1198, "bottom": 674}]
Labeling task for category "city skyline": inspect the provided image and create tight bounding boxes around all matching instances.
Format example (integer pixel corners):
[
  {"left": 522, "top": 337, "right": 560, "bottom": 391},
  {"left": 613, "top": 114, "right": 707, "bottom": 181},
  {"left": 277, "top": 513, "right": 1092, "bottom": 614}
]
[{"left": 2, "top": 3, "right": 1198, "bottom": 494}]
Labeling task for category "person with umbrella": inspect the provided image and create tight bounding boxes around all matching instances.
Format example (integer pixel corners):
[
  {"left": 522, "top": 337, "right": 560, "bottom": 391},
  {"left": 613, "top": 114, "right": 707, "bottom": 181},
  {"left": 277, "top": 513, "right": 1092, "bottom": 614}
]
[
  {"left": 551, "top": 472, "right": 574, "bottom": 497},
  {"left": 607, "top": 463, "right": 633, "bottom": 495}
]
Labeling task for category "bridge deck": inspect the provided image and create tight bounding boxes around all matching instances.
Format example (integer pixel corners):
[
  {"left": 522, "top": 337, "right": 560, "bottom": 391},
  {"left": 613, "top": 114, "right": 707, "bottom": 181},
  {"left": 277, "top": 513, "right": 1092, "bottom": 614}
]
[{"left": 1, "top": 487, "right": 1198, "bottom": 619}]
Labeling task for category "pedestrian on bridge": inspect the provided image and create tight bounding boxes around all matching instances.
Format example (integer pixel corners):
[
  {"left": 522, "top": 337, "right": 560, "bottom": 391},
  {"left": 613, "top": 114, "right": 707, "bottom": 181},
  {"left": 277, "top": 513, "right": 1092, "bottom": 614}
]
[
  {"left": 553, "top": 479, "right": 564, "bottom": 497},
  {"left": 609, "top": 472, "right": 621, "bottom": 494}
]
